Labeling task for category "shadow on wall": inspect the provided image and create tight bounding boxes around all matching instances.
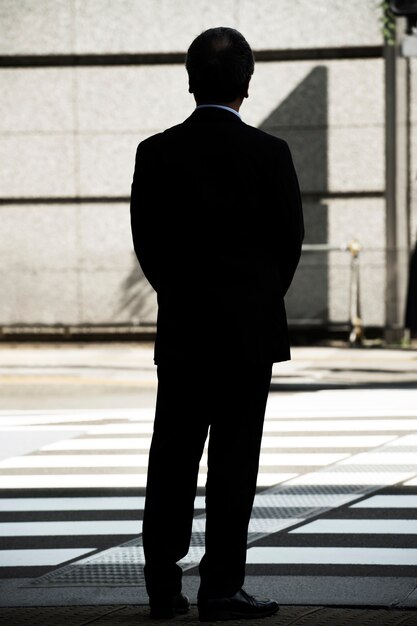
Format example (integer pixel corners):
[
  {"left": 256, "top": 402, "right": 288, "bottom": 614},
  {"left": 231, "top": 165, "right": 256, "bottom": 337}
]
[
  {"left": 120, "top": 66, "right": 329, "bottom": 326},
  {"left": 259, "top": 65, "right": 329, "bottom": 324},
  {"left": 118, "top": 253, "right": 157, "bottom": 324}
]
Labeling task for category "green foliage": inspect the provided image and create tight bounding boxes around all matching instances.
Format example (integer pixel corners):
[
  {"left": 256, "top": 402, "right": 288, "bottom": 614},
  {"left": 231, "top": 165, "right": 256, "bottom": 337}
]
[{"left": 379, "top": 0, "right": 396, "bottom": 45}]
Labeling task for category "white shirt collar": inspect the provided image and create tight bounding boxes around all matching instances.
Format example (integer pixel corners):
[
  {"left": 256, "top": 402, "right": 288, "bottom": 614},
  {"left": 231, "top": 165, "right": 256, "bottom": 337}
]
[{"left": 196, "top": 104, "right": 241, "bottom": 119}]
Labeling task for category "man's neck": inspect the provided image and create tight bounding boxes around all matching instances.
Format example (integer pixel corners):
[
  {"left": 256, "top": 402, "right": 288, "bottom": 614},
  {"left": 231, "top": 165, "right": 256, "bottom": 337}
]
[
  {"left": 195, "top": 97, "right": 243, "bottom": 112},
  {"left": 196, "top": 103, "right": 241, "bottom": 118}
]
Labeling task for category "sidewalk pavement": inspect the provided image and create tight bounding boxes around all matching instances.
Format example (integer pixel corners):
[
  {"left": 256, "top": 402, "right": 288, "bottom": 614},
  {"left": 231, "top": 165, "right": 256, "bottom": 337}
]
[
  {"left": 0, "top": 340, "right": 416, "bottom": 388},
  {"left": 273, "top": 343, "right": 417, "bottom": 389},
  {"left": 1, "top": 341, "right": 417, "bottom": 624},
  {"left": 1, "top": 603, "right": 417, "bottom": 625}
]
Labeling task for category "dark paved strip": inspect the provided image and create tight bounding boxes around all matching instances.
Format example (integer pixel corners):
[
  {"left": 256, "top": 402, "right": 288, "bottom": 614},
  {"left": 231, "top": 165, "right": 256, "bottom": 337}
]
[
  {"left": 244, "top": 564, "right": 417, "bottom": 578},
  {"left": 0, "top": 604, "right": 416, "bottom": 625},
  {"left": 0, "top": 510, "right": 145, "bottom": 522},
  {"left": 0, "top": 535, "right": 138, "bottom": 551}
]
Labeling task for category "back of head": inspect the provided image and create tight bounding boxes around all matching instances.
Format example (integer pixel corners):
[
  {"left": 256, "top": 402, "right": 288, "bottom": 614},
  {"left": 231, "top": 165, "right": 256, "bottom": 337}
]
[{"left": 186, "top": 27, "right": 254, "bottom": 103}]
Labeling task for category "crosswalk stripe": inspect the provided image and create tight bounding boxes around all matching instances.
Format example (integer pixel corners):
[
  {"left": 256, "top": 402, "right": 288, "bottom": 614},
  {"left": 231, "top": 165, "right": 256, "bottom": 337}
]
[
  {"left": 389, "top": 434, "right": 417, "bottom": 446},
  {"left": 1, "top": 391, "right": 417, "bottom": 582},
  {"left": 289, "top": 519, "right": 417, "bottom": 534},
  {"left": 0, "top": 425, "right": 87, "bottom": 432},
  {"left": 2, "top": 396, "right": 417, "bottom": 420},
  {"left": 0, "top": 496, "right": 207, "bottom": 511},
  {"left": 339, "top": 452, "right": 417, "bottom": 465},
  {"left": 351, "top": 495, "right": 417, "bottom": 508},
  {"left": 0, "top": 409, "right": 154, "bottom": 423},
  {"left": 265, "top": 411, "right": 417, "bottom": 419},
  {"left": 263, "top": 420, "right": 417, "bottom": 432},
  {"left": 0, "top": 475, "right": 150, "bottom": 488},
  {"left": 400, "top": 476, "right": 417, "bottom": 486},
  {"left": 0, "top": 415, "right": 150, "bottom": 426},
  {"left": 286, "top": 471, "right": 417, "bottom": 486},
  {"left": 71, "top": 419, "right": 417, "bottom": 434},
  {"left": 42, "top": 438, "right": 154, "bottom": 451},
  {"left": 0, "top": 520, "right": 142, "bottom": 536},
  {"left": 0, "top": 454, "right": 152, "bottom": 468},
  {"left": 261, "top": 435, "right": 396, "bottom": 448},
  {"left": 84, "top": 424, "right": 153, "bottom": 434},
  {"left": 246, "top": 546, "right": 417, "bottom": 565},
  {"left": 38, "top": 435, "right": 395, "bottom": 451},
  {"left": 0, "top": 548, "right": 94, "bottom": 567},
  {"left": 265, "top": 389, "right": 417, "bottom": 413},
  {"left": 0, "top": 496, "right": 147, "bottom": 511},
  {"left": 0, "top": 451, "right": 349, "bottom": 469},
  {"left": 0, "top": 472, "right": 299, "bottom": 489}
]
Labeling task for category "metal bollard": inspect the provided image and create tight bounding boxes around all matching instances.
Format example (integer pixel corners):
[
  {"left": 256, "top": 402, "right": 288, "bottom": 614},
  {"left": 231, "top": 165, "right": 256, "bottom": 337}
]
[
  {"left": 301, "top": 240, "right": 365, "bottom": 346},
  {"left": 347, "top": 239, "right": 364, "bottom": 346}
]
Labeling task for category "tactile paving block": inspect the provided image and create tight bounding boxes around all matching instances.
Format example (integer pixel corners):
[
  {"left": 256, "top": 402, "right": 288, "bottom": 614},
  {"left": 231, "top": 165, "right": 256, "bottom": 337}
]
[{"left": 28, "top": 561, "right": 146, "bottom": 587}]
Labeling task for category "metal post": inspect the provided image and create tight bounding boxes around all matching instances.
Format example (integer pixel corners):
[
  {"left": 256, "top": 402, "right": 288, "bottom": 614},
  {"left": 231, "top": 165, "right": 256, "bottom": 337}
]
[
  {"left": 384, "top": 16, "right": 410, "bottom": 343},
  {"left": 301, "top": 242, "right": 365, "bottom": 345},
  {"left": 347, "top": 239, "right": 364, "bottom": 346}
]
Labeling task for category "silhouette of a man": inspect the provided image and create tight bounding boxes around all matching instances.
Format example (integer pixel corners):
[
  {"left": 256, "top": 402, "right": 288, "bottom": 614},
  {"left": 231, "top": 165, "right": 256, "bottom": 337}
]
[{"left": 130, "top": 26, "right": 304, "bottom": 622}]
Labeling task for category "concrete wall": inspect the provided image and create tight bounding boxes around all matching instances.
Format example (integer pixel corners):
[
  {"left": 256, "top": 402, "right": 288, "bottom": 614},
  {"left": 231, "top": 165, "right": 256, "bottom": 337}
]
[{"left": 0, "top": 0, "right": 394, "bottom": 329}]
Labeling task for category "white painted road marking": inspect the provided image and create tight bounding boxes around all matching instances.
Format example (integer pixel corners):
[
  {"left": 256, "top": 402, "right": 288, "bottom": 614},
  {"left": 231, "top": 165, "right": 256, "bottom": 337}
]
[
  {"left": 0, "top": 520, "right": 142, "bottom": 536},
  {"left": 0, "top": 548, "right": 95, "bottom": 567},
  {"left": 247, "top": 547, "right": 417, "bottom": 565},
  {"left": 290, "top": 519, "right": 417, "bottom": 534},
  {"left": 351, "top": 495, "right": 417, "bottom": 508}
]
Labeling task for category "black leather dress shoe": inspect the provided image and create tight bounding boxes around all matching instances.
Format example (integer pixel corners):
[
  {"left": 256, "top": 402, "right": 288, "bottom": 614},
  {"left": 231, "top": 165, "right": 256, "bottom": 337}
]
[
  {"left": 198, "top": 588, "right": 279, "bottom": 622},
  {"left": 149, "top": 592, "right": 190, "bottom": 619}
]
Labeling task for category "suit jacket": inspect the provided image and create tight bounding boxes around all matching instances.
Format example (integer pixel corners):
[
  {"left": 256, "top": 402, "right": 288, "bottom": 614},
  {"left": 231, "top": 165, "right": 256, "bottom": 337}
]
[
  {"left": 405, "top": 240, "right": 417, "bottom": 331},
  {"left": 130, "top": 106, "right": 304, "bottom": 365}
]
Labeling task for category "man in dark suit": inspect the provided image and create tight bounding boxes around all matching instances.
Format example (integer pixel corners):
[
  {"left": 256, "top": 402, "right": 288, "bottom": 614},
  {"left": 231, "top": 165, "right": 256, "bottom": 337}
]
[
  {"left": 405, "top": 237, "right": 417, "bottom": 334},
  {"left": 130, "top": 27, "right": 304, "bottom": 622}
]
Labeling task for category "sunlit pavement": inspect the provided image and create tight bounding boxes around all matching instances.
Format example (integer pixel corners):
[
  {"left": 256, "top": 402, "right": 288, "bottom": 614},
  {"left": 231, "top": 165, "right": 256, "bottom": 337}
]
[{"left": 0, "top": 342, "right": 416, "bottom": 402}]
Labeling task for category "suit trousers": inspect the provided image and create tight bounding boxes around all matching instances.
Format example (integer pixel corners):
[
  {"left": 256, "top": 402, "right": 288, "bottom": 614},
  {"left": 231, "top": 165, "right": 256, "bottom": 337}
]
[{"left": 142, "top": 359, "right": 272, "bottom": 599}]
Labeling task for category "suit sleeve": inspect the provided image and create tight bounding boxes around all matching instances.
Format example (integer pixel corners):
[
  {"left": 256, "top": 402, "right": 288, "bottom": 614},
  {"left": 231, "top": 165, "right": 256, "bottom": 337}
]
[
  {"left": 275, "top": 141, "right": 304, "bottom": 296},
  {"left": 130, "top": 140, "right": 161, "bottom": 292}
]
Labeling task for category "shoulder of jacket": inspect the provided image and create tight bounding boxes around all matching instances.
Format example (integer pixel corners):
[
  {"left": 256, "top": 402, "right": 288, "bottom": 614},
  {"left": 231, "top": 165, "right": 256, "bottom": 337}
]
[
  {"left": 243, "top": 123, "right": 289, "bottom": 150},
  {"left": 137, "top": 132, "right": 164, "bottom": 151},
  {"left": 137, "top": 123, "right": 185, "bottom": 151}
]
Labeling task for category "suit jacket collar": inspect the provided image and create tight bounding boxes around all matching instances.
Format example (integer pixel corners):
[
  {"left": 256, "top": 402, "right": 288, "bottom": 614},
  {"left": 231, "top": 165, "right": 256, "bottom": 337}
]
[{"left": 184, "top": 106, "right": 243, "bottom": 125}]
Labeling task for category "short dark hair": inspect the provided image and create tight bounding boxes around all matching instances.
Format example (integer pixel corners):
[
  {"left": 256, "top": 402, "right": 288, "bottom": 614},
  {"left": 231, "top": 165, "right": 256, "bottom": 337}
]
[{"left": 185, "top": 27, "right": 255, "bottom": 103}]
